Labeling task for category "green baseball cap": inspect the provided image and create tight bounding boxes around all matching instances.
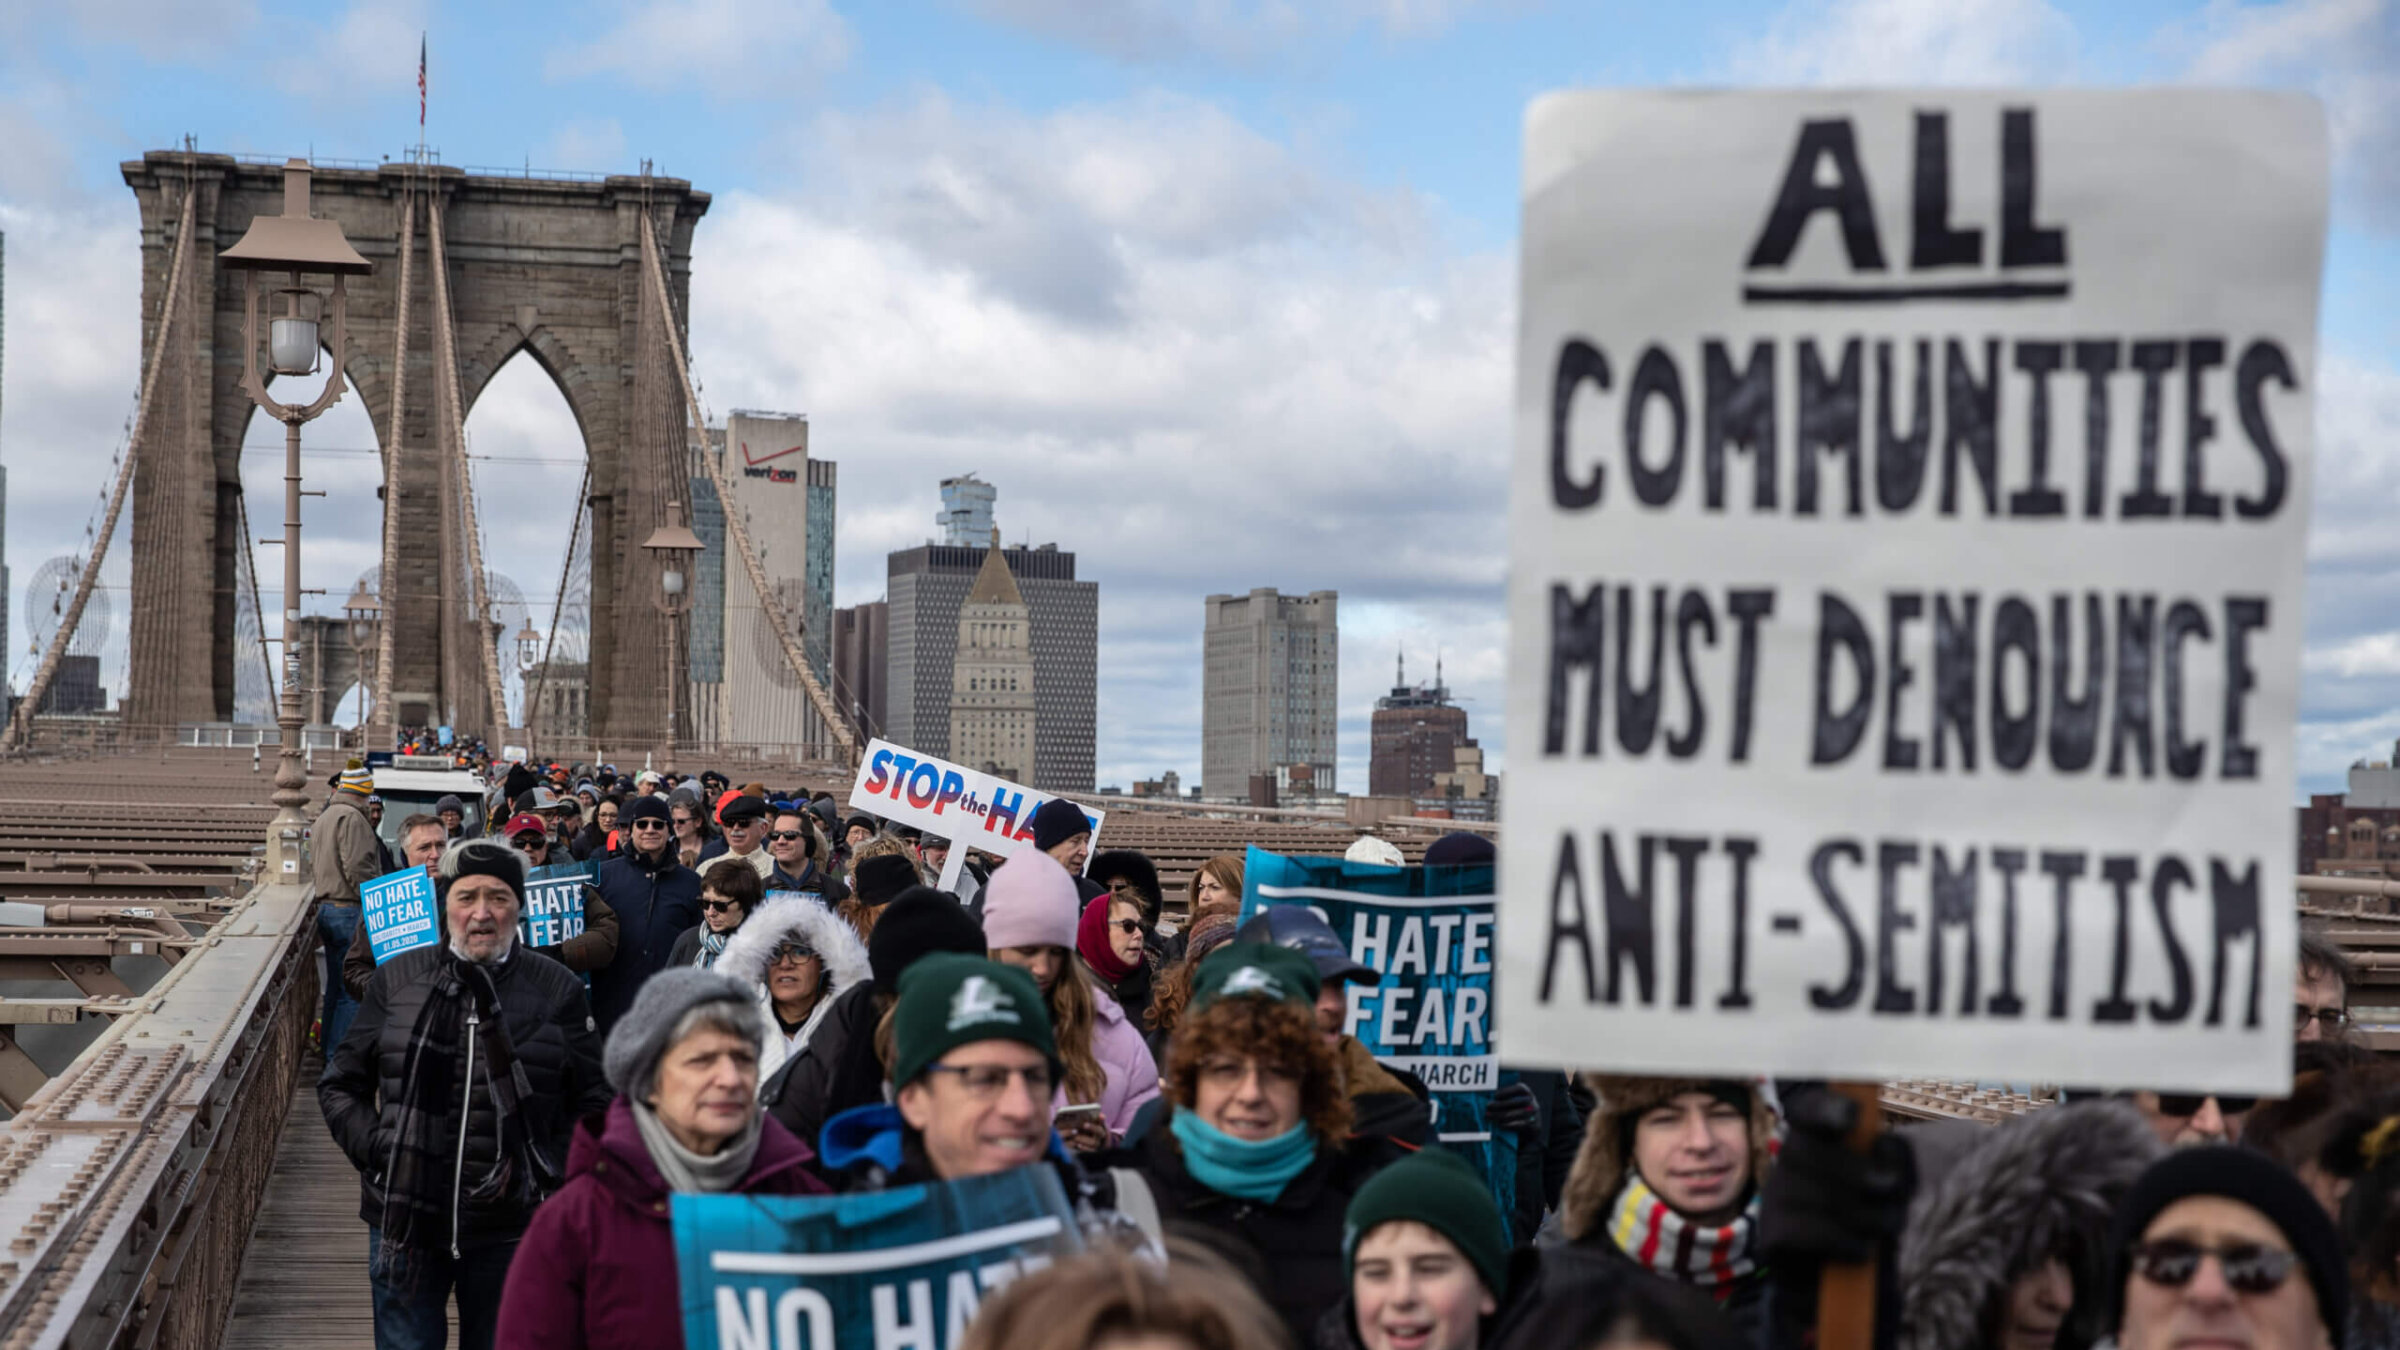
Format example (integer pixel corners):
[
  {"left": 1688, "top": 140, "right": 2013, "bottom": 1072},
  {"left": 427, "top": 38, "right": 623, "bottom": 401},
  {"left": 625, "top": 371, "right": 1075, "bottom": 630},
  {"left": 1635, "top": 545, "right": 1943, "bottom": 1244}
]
[
  {"left": 1189, "top": 942, "right": 1321, "bottom": 1013},
  {"left": 891, "top": 953, "right": 1058, "bottom": 1087}
]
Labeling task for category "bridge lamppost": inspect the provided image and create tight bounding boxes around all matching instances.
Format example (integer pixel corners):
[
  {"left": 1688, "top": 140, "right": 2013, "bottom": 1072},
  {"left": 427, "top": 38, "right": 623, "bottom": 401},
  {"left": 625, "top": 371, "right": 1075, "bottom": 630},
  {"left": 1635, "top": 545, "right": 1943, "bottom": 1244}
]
[
  {"left": 343, "top": 579, "right": 380, "bottom": 733},
  {"left": 641, "top": 501, "right": 702, "bottom": 771},
  {"left": 220, "top": 159, "right": 370, "bottom": 883}
]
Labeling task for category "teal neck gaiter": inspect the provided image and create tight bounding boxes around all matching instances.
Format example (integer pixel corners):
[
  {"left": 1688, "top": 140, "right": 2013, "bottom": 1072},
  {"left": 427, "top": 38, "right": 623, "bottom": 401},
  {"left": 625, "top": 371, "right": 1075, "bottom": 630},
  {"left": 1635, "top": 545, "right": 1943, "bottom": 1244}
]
[{"left": 1170, "top": 1109, "right": 1316, "bottom": 1204}]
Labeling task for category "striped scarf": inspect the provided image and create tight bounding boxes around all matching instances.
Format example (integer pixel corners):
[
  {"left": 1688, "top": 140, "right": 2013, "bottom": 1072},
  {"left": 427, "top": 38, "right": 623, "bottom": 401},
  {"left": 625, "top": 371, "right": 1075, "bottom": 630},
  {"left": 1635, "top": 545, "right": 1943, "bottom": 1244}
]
[{"left": 1606, "top": 1175, "right": 1761, "bottom": 1299}]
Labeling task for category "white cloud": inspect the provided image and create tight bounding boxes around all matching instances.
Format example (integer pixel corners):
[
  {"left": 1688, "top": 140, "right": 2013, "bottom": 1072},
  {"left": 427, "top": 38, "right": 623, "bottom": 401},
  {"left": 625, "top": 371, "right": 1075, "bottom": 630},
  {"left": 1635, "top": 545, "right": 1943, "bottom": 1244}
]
[
  {"left": 1733, "top": 0, "right": 2079, "bottom": 84},
  {"left": 687, "top": 91, "right": 1511, "bottom": 788},
  {"left": 960, "top": 0, "right": 1506, "bottom": 63},
  {"left": 547, "top": 0, "right": 851, "bottom": 98},
  {"left": 56, "top": 0, "right": 258, "bottom": 64},
  {"left": 2165, "top": 0, "right": 2400, "bottom": 232},
  {"left": 276, "top": 0, "right": 431, "bottom": 105}
]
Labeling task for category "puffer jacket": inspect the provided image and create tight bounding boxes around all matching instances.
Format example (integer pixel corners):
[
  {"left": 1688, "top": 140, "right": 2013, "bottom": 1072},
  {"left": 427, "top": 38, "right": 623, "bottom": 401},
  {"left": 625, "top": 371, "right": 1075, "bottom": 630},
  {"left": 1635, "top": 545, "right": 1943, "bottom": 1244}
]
[
  {"left": 492, "top": 1096, "right": 827, "bottom": 1350},
  {"left": 318, "top": 943, "right": 610, "bottom": 1247},
  {"left": 713, "top": 895, "right": 872, "bottom": 1081},
  {"left": 1082, "top": 982, "right": 1162, "bottom": 1140},
  {"left": 588, "top": 845, "right": 703, "bottom": 1032},
  {"left": 1100, "top": 1108, "right": 1387, "bottom": 1346},
  {"left": 1898, "top": 1101, "right": 2160, "bottom": 1350}
]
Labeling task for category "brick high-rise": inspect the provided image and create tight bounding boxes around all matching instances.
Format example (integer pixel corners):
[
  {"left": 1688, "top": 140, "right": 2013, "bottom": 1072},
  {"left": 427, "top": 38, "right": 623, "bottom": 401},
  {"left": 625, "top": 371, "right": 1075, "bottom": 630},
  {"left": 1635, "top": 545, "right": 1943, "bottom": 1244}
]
[{"left": 1369, "top": 653, "right": 1472, "bottom": 798}]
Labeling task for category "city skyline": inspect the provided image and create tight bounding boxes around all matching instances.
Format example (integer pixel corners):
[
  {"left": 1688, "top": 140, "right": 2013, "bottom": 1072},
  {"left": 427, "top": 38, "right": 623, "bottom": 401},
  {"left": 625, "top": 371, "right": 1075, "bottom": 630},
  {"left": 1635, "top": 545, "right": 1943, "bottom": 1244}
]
[{"left": 0, "top": 1, "right": 2386, "bottom": 793}]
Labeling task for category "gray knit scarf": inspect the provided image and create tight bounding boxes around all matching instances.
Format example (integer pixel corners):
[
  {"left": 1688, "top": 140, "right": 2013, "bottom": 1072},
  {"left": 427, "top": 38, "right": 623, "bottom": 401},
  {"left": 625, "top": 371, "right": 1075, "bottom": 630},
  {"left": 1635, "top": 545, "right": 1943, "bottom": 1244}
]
[{"left": 631, "top": 1100, "right": 761, "bottom": 1194}]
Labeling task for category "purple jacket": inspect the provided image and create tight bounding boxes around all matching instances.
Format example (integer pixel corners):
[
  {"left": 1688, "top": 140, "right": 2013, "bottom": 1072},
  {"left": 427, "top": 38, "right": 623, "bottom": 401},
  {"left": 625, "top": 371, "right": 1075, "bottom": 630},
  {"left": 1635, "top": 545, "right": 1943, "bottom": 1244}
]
[
  {"left": 1088, "top": 983, "right": 1161, "bottom": 1140},
  {"left": 495, "top": 1096, "right": 827, "bottom": 1350}
]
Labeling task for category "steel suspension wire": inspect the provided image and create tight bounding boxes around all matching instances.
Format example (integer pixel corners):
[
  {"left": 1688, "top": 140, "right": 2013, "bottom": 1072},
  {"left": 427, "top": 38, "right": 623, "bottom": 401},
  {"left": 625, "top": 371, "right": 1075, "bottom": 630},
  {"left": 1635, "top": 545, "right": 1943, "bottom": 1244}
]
[
  {"left": 236, "top": 473, "right": 276, "bottom": 711},
  {"left": 372, "top": 173, "right": 418, "bottom": 741},
  {"left": 524, "top": 456, "right": 589, "bottom": 756},
  {"left": 426, "top": 194, "right": 510, "bottom": 738},
  {"left": 635, "top": 210, "right": 860, "bottom": 765},
  {"left": 8, "top": 172, "right": 199, "bottom": 750}
]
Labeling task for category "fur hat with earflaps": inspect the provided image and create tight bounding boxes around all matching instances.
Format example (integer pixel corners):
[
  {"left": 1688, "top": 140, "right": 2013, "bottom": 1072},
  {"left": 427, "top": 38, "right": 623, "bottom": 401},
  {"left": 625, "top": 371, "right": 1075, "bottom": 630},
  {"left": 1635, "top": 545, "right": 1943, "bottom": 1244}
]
[{"left": 1560, "top": 1074, "right": 1780, "bottom": 1242}]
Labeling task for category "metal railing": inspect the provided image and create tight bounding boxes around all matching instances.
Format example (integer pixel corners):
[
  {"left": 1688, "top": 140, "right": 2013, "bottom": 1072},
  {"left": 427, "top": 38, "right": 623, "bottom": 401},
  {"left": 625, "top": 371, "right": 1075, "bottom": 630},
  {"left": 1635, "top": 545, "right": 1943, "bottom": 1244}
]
[{"left": 0, "top": 879, "right": 315, "bottom": 1350}]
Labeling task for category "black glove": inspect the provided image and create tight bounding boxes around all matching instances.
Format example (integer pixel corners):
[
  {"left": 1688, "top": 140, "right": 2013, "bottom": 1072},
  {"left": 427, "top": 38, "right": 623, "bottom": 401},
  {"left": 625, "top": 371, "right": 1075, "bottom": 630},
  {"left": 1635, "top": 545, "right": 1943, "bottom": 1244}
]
[
  {"left": 1758, "top": 1088, "right": 1916, "bottom": 1267},
  {"left": 1486, "top": 1081, "right": 1542, "bottom": 1136}
]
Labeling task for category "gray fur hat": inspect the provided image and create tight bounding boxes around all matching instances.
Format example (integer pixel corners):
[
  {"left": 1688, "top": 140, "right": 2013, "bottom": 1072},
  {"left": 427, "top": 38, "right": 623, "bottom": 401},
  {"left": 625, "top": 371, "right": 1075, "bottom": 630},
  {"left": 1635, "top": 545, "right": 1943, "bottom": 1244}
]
[{"left": 602, "top": 968, "right": 766, "bottom": 1098}]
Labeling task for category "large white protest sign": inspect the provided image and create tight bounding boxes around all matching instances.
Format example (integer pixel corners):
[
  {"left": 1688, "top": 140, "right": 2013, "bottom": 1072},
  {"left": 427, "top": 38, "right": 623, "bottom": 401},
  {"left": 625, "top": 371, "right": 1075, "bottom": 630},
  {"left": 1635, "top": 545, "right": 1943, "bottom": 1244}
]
[
  {"left": 1501, "top": 91, "right": 2325, "bottom": 1093},
  {"left": 848, "top": 739, "right": 1104, "bottom": 892}
]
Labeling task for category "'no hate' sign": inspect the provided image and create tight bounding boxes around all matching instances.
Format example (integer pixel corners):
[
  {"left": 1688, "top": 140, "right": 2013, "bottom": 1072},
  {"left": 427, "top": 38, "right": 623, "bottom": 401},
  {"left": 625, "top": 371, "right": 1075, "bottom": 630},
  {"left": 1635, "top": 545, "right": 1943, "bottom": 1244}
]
[{"left": 1501, "top": 90, "right": 2327, "bottom": 1095}]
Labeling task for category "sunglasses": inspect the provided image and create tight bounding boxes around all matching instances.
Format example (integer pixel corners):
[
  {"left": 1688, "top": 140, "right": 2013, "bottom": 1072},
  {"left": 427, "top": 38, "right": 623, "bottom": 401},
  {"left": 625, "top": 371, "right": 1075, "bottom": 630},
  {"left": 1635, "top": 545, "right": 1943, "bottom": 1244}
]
[
  {"left": 2154, "top": 1093, "right": 2260, "bottom": 1117},
  {"left": 2129, "top": 1238, "right": 2299, "bottom": 1295},
  {"left": 769, "top": 830, "right": 808, "bottom": 842},
  {"left": 1108, "top": 918, "right": 1142, "bottom": 935},
  {"left": 629, "top": 819, "right": 668, "bottom": 830},
  {"left": 701, "top": 899, "right": 740, "bottom": 913}
]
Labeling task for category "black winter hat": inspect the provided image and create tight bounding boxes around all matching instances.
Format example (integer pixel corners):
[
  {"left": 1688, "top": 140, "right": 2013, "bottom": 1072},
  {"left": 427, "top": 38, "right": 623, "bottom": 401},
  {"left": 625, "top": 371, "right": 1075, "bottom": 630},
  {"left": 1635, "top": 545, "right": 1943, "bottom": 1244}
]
[
  {"left": 1029, "top": 797, "right": 1093, "bottom": 852},
  {"left": 623, "top": 795, "right": 672, "bottom": 825},
  {"left": 2106, "top": 1146, "right": 2346, "bottom": 1339},
  {"left": 853, "top": 853, "right": 921, "bottom": 908},
  {"left": 842, "top": 813, "right": 880, "bottom": 840},
  {"left": 867, "top": 885, "right": 987, "bottom": 991},
  {"left": 1424, "top": 832, "right": 1496, "bottom": 867},
  {"left": 436, "top": 837, "right": 525, "bottom": 903}
]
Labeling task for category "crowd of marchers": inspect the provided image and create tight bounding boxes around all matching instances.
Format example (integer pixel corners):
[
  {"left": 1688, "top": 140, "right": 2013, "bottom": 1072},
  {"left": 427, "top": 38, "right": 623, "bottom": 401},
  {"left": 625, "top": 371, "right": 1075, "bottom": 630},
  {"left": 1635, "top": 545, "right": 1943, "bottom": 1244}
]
[{"left": 304, "top": 757, "right": 2392, "bottom": 1350}]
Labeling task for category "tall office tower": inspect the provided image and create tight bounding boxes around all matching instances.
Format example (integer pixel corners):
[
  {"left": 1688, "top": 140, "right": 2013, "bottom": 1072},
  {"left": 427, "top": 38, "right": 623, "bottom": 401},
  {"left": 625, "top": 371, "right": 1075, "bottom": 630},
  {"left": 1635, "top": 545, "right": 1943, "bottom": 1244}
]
[
  {"left": 1369, "top": 651, "right": 1473, "bottom": 797},
  {"left": 887, "top": 523, "right": 1096, "bottom": 793},
  {"left": 935, "top": 474, "right": 996, "bottom": 546},
  {"left": 1201, "top": 589, "right": 1339, "bottom": 797},
  {"left": 831, "top": 601, "right": 888, "bottom": 739},
  {"left": 690, "top": 411, "right": 836, "bottom": 750},
  {"left": 948, "top": 532, "right": 1037, "bottom": 781}
]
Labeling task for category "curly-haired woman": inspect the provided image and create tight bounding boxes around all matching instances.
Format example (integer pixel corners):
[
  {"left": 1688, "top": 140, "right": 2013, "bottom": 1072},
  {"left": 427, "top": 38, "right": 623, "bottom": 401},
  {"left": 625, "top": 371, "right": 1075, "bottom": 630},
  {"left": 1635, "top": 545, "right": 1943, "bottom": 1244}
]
[{"left": 1096, "top": 941, "right": 1385, "bottom": 1345}]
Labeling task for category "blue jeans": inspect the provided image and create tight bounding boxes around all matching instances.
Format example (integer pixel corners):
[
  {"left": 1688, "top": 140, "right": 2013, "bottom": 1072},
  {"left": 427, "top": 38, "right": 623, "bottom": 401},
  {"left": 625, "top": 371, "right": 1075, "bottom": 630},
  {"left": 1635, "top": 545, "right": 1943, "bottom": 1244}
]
[
  {"left": 366, "top": 1228, "right": 517, "bottom": 1350},
  {"left": 317, "top": 903, "right": 361, "bottom": 1057}
]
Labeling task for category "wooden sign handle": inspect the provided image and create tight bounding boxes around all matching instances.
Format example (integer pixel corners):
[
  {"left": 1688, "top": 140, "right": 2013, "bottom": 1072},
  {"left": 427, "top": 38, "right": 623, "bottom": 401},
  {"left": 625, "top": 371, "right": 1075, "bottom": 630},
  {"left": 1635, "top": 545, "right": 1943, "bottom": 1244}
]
[{"left": 1813, "top": 1081, "right": 1885, "bottom": 1350}]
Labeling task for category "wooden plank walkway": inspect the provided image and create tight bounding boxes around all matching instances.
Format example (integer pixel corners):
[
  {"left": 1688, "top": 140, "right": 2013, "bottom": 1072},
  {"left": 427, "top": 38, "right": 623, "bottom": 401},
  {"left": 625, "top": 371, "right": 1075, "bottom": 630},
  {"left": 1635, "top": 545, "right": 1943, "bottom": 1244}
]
[{"left": 220, "top": 1059, "right": 456, "bottom": 1350}]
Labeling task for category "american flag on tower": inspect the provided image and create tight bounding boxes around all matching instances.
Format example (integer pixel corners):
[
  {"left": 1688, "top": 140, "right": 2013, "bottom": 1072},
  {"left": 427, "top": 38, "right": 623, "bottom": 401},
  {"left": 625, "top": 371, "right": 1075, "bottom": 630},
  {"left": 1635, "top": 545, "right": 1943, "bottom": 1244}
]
[{"left": 418, "top": 35, "right": 426, "bottom": 127}]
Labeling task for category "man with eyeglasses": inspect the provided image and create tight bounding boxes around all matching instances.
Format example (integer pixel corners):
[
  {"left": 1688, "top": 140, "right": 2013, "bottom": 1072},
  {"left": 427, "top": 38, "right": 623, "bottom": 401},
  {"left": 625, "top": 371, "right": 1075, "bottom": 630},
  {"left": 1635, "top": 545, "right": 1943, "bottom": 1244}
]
[
  {"left": 2296, "top": 929, "right": 2355, "bottom": 1045},
  {"left": 589, "top": 796, "right": 703, "bottom": 1034},
  {"left": 818, "top": 953, "right": 1061, "bottom": 1188},
  {"left": 698, "top": 794, "right": 778, "bottom": 883},
  {"left": 764, "top": 809, "right": 848, "bottom": 905},
  {"left": 2109, "top": 1146, "right": 2345, "bottom": 1350}
]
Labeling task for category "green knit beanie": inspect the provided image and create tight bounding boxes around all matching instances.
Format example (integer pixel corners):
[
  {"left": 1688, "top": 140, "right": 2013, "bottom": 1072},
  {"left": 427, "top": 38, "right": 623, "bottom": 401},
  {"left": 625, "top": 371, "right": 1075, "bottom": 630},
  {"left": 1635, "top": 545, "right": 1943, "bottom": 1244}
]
[
  {"left": 1343, "top": 1147, "right": 1510, "bottom": 1299},
  {"left": 890, "top": 953, "right": 1058, "bottom": 1088},
  {"left": 1189, "top": 941, "right": 1320, "bottom": 1013}
]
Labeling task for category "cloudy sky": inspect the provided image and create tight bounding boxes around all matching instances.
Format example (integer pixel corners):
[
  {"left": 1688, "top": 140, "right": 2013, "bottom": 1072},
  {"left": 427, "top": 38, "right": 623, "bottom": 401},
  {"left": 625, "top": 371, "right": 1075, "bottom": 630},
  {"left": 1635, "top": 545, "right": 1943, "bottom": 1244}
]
[{"left": 0, "top": 0, "right": 2391, "bottom": 796}]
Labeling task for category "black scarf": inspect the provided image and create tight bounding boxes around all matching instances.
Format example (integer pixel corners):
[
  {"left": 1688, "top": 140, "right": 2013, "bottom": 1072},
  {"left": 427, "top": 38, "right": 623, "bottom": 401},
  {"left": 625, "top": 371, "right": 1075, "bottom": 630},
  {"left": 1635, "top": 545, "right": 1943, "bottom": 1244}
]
[{"left": 371, "top": 950, "right": 558, "bottom": 1291}]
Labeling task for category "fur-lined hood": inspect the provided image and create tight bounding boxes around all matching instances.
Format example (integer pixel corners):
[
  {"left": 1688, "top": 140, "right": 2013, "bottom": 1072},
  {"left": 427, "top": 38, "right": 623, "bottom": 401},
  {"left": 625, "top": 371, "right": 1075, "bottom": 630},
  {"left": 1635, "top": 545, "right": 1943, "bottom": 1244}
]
[
  {"left": 1898, "top": 1101, "right": 2161, "bottom": 1350},
  {"left": 1560, "top": 1075, "right": 1779, "bottom": 1242},
  {"left": 715, "top": 893, "right": 871, "bottom": 995}
]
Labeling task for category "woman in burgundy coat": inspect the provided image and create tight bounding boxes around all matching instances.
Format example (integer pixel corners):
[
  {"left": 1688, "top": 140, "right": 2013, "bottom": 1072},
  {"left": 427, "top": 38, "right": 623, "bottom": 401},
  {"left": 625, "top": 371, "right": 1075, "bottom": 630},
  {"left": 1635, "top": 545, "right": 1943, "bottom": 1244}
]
[{"left": 496, "top": 969, "right": 828, "bottom": 1350}]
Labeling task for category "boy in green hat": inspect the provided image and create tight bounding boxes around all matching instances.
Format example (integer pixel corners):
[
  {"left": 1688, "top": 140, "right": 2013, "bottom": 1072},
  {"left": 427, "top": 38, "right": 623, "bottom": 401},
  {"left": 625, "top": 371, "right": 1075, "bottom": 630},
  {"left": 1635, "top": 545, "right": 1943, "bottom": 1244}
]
[{"left": 1341, "top": 1148, "right": 1512, "bottom": 1350}]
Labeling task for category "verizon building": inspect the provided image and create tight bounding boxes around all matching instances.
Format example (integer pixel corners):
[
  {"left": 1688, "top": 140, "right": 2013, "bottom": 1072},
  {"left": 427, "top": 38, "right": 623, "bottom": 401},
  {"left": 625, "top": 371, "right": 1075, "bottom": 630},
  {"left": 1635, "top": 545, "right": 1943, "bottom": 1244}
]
[
  {"left": 887, "top": 537, "right": 1095, "bottom": 794},
  {"left": 691, "top": 411, "right": 836, "bottom": 752}
]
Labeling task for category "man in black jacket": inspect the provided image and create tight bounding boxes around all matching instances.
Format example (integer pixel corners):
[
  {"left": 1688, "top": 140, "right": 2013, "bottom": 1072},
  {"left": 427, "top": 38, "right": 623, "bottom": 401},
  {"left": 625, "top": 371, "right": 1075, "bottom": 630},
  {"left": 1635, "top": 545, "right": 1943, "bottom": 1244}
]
[
  {"left": 319, "top": 839, "right": 608, "bottom": 1350},
  {"left": 588, "top": 796, "right": 703, "bottom": 1033}
]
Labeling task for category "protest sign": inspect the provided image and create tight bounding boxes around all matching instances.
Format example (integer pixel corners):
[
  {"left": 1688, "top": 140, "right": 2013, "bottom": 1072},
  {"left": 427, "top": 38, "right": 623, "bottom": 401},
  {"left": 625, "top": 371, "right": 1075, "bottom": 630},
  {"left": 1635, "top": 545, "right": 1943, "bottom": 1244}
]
[
  {"left": 673, "top": 1163, "right": 1083, "bottom": 1350},
  {"left": 1503, "top": 91, "right": 2326, "bottom": 1093},
  {"left": 1242, "top": 846, "right": 1519, "bottom": 1231},
  {"left": 360, "top": 866, "right": 437, "bottom": 963},
  {"left": 520, "top": 860, "right": 593, "bottom": 949},
  {"left": 848, "top": 739, "right": 1104, "bottom": 892}
]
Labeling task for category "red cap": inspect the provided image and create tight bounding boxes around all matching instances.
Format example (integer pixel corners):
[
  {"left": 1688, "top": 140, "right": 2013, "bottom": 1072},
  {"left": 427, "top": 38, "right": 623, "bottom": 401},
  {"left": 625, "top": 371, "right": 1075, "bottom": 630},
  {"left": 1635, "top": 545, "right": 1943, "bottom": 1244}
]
[{"left": 503, "top": 813, "right": 548, "bottom": 840}]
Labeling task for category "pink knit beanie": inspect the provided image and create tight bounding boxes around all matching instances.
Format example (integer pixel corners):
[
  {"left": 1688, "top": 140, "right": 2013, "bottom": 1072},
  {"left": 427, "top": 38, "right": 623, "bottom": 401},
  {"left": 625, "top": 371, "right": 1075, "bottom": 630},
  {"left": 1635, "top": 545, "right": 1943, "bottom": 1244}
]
[{"left": 979, "top": 850, "right": 1080, "bottom": 952}]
